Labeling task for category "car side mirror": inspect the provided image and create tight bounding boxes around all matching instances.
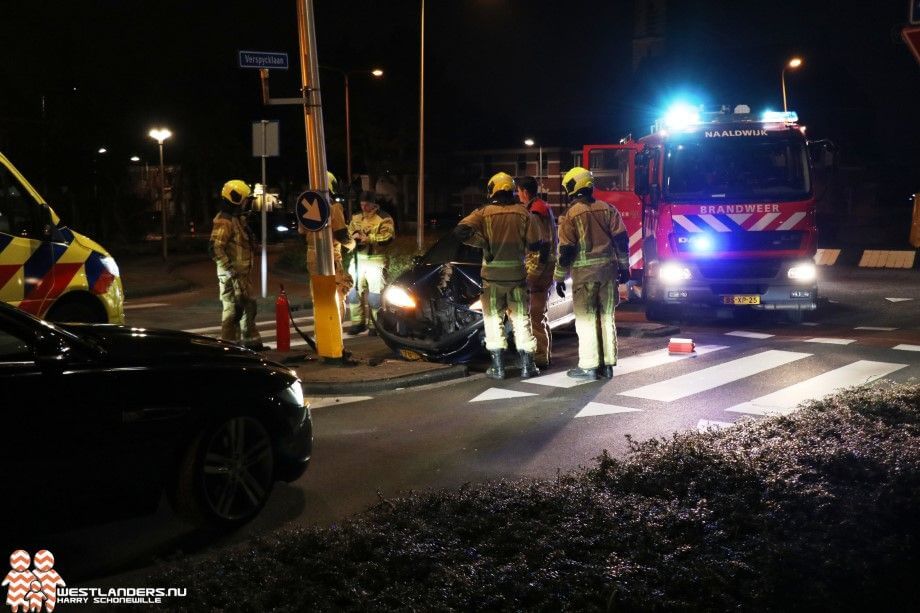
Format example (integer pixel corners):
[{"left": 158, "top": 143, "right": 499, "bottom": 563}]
[
  {"left": 40, "top": 205, "right": 66, "bottom": 243},
  {"left": 809, "top": 140, "right": 837, "bottom": 171}
]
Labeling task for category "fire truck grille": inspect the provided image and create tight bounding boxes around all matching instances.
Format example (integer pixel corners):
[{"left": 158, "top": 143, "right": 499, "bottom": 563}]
[
  {"left": 676, "top": 231, "right": 805, "bottom": 253},
  {"left": 698, "top": 260, "right": 782, "bottom": 280}
]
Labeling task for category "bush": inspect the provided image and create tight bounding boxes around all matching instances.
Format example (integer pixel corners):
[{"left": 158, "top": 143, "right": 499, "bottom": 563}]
[{"left": 146, "top": 382, "right": 920, "bottom": 612}]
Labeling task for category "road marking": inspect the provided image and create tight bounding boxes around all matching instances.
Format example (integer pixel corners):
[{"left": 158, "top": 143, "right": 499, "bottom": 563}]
[
  {"left": 725, "top": 330, "right": 774, "bottom": 339},
  {"left": 123, "top": 302, "right": 169, "bottom": 310},
  {"left": 726, "top": 360, "right": 908, "bottom": 416},
  {"left": 184, "top": 316, "right": 314, "bottom": 335},
  {"left": 620, "top": 350, "right": 812, "bottom": 402},
  {"left": 854, "top": 326, "right": 897, "bottom": 331},
  {"left": 885, "top": 298, "right": 913, "bottom": 303},
  {"left": 803, "top": 337, "right": 856, "bottom": 345},
  {"left": 521, "top": 370, "right": 596, "bottom": 388},
  {"left": 523, "top": 345, "right": 728, "bottom": 388},
  {"left": 308, "top": 396, "right": 373, "bottom": 409},
  {"left": 697, "top": 419, "right": 734, "bottom": 433},
  {"left": 893, "top": 344, "right": 920, "bottom": 352},
  {"left": 469, "top": 387, "right": 538, "bottom": 402},
  {"left": 800, "top": 322, "right": 819, "bottom": 326},
  {"left": 813, "top": 249, "right": 840, "bottom": 266},
  {"left": 574, "top": 402, "right": 642, "bottom": 418}
]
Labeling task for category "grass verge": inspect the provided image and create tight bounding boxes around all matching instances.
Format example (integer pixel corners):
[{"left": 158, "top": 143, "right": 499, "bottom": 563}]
[{"left": 146, "top": 382, "right": 920, "bottom": 611}]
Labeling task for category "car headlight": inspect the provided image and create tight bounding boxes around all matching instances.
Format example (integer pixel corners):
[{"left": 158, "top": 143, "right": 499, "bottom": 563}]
[
  {"left": 100, "top": 256, "right": 120, "bottom": 277},
  {"left": 275, "top": 225, "right": 289, "bottom": 232},
  {"left": 659, "top": 262, "right": 692, "bottom": 283},
  {"left": 383, "top": 285, "right": 417, "bottom": 309},
  {"left": 468, "top": 299, "right": 483, "bottom": 311},
  {"left": 788, "top": 263, "right": 816, "bottom": 282},
  {"left": 279, "top": 380, "right": 305, "bottom": 407}
]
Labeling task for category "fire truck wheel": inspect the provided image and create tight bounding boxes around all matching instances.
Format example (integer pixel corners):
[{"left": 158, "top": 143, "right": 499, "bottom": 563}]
[{"left": 785, "top": 310, "right": 805, "bottom": 324}]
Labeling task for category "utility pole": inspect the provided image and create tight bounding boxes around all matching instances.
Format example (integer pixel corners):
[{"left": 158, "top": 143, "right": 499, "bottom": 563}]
[
  {"left": 417, "top": 0, "right": 425, "bottom": 252},
  {"left": 297, "top": 0, "right": 344, "bottom": 359}
]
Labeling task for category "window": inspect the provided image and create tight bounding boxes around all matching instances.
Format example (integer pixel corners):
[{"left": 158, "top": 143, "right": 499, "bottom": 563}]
[
  {"left": 0, "top": 328, "right": 32, "bottom": 361},
  {"left": 0, "top": 164, "right": 43, "bottom": 239},
  {"left": 589, "top": 149, "right": 631, "bottom": 192}
]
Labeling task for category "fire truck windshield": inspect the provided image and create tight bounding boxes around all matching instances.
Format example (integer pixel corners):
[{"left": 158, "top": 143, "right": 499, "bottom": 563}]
[{"left": 664, "top": 134, "right": 811, "bottom": 202}]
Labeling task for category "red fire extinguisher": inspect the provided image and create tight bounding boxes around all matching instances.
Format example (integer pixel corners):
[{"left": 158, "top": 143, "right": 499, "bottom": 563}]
[{"left": 276, "top": 284, "right": 291, "bottom": 352}]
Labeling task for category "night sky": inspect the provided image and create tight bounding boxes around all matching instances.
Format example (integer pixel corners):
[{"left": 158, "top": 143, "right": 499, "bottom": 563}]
[{"left": 1, "top": 0, "right": 918, "bottom": 207}]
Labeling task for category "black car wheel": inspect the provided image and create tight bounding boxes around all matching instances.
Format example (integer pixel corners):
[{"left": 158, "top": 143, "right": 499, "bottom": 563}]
[{"left": 173, "top": 414, "right": 275, "bottom": 529}]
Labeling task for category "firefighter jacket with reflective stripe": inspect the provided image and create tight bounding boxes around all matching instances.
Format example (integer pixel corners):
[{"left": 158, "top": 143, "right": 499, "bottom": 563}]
[
  {"left": 553, "top": 197, "right": 628, "bottom": 286},
  {"left": 525, "top": 197, "right": 557, "bottom": 278},
  {"left": 209, "top": 212, "right": 254, "bottom": 275},
  {"left": 307, "top": 202, "right": 355, "bottom": 258},
  {"left": 348, "top": 209, "right": 395, "bottom": 258},
  {"left": 459, "top": 202, "right": 542, "bottom": 283}
]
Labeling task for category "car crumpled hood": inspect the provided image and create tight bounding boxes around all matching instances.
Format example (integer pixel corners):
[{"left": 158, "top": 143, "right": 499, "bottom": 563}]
[{"left": 62, "top": 324, "right": 270, "bottom": 366}]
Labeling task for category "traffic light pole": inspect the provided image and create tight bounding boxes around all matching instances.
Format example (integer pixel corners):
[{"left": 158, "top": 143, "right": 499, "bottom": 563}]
[{"left": 297, "top": 0, "right": 344, "bottom": 359}]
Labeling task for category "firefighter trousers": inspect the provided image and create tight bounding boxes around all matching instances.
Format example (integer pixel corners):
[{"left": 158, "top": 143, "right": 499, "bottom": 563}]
[
  {"left": 527, "top": 266, "right": 555, "bottom": 366},
  {"left": 573, "top": 280, "right": 618, "bottom": 369},
  {"left": 348, "top": 255, "right": 387, "bottom": 326},
  {"left": 218, "top": 272, "right": 262, "bottom": 347},
  {"left": 481, "top": 280, "right": 537, "bottom": 353}
]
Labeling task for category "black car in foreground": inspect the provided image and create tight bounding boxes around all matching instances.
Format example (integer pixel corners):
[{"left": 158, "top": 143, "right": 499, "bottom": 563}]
[
  {"left": 375, "top": 233, "right": 574, "bottom": 362},
  {"left": 0, "top": 303, "right": 311, "bottom": 533}
]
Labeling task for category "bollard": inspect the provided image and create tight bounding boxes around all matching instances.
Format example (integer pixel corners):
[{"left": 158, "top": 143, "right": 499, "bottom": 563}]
[{"left": 276, "top": 284, "right": 291, "bottom": 352}]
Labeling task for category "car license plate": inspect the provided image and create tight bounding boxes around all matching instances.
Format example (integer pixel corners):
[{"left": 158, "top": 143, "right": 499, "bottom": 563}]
[
  {"left": 399, "top": 349, "right": 424, "bottom": 361},
  {"left": 721, "top": 295, "right": 761, "bottom": 305}
]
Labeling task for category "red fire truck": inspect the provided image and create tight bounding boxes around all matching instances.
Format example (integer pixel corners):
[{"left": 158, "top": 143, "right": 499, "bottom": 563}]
[{"left": 584, "top": 104, "right": 830, "bottom": 322}]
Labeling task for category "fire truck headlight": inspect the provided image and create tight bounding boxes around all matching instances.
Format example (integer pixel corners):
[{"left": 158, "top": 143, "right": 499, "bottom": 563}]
[
  {"left": 788, "top": 263, "right": 816, "bottom": 282},
  {"left": 689, "top": 234, "right": 713, "bottom": 252},
  {"left": 383, "top": 285, "right": 417, "bottom": 309},
  {"left": 659, "top": 262, "right": 692, "bottom": 284}
]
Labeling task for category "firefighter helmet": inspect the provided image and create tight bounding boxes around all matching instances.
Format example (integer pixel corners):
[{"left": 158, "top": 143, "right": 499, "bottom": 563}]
[
  {"left": 487, "top": 172, "right": 515, "bottom": 197},
  {"left": 562, "top": 167, "right": 594, "bottom": 197},
  {"left": 221, "top": 180, "right": 252, "bottom": 206},
  {"left": 327, "top": 171, "right": 338, "bottom": 193}
]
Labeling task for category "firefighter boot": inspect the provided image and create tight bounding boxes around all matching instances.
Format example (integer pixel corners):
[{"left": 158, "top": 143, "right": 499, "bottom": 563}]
[
  {"left": 598, "top": 365, "right": 614, "bottom": 379},
  {"left": 519, "top": 351, "right": 540, "bottom": 379},
  {"left": 486, "top": 350, "right": 505, "bottom": 380},
  {"left": 567, "top": 367, "right": 598, "bottom": 381}
]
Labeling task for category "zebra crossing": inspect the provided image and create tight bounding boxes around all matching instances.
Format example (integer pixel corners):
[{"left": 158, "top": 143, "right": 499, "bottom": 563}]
[{"left": 466, "top": 330, "right": 915, "bottom": 422}]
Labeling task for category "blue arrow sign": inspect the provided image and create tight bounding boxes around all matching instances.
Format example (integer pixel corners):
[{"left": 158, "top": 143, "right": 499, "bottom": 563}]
[
  {"left": 296, "top": 191, "right": 330, "bottom": 232},
  {"left": 239, "top": 50, "right": 289, "bottom": 70}
]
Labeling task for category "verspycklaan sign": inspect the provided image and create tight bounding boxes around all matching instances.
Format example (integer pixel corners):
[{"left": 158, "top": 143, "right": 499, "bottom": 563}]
[{"left": 239, "top": 50, "right": 289, "bottom": 70}]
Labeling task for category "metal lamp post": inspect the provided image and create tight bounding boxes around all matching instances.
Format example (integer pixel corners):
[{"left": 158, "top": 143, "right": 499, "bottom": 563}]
[
  {"left": 149, "top": 128, "right": 172, "bottom": 261},
  {"left": 524, "top": 138, "right": 543, "bottom": 192},
  {"left": 417, "top": 0, "right": 425, "bottom": 252},
  {"left": 781, "top": 57, "right": 803, "bottom": 112}
]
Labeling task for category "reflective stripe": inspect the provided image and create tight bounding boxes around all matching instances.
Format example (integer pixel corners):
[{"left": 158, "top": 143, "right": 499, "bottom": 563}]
[
  {"left": 485, "top": 260, "right": 525, "bottom": 267},
  {"left": 573, "top": 256, "right": 612, "bottom": 267}
]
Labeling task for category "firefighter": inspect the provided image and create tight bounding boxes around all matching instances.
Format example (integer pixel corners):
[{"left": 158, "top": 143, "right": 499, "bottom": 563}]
[
  {"left": 454, "top": 172, "right": 543, "bottom": 380},
  {"left": 347, "top": 190, "right": 395, "bottom": 334},
  {"left": 516, "top": 175, "right": 556, "bottom": 368},
  {"left": 209, "top": 179, "right": 263, "bottom": 349},
  {"left": 553, "top": 167, "right": 629, "bottom": 380},
  {"left": 305, "top": 171, "right": 355, "bottom": 321}
]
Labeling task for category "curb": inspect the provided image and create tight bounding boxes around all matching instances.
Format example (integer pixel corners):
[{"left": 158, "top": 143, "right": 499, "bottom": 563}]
[
  {"left": 618, "top": 323, "right": 680, "bottom": 338},
  {"left": 124, "top": 279, "right": 196, "bottom": 300},
  {"left": 300, "top": 364, "right": 469, "bottom": 395}
]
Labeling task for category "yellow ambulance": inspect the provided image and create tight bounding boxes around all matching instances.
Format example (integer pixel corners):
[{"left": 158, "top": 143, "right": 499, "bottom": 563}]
[{"left": 0, "top": 151, "right": 124, "bottom": 323}]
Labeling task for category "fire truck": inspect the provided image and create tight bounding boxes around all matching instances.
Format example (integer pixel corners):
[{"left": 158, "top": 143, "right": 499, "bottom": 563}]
[{"left": 584, "top": 104, "right": 831, "bottom": 322}]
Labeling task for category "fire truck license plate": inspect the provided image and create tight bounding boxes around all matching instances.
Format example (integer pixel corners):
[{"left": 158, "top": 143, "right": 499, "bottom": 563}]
[{"left": 721, "top": 295, "right": 761, "bottom": 305}]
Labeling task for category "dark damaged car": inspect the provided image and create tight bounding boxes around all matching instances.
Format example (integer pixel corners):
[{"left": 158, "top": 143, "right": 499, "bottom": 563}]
[{"left": 374, "top": 232, "right": 574, "bottom": 362}]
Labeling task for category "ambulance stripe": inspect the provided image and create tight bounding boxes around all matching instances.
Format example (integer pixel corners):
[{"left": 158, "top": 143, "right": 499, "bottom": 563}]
[
  {"left": 20, "top": 262, "right": 83, "bottom": 316},
  {"left": 776, "top": 211, "right": 806, "bottom": 231},
  {"left": 748, "top": 212, "right": 780, "bottom": 231},
  {"left": 620, "top": 349, "right": 811, "bottom": 402},
  {"left": 0, "top": 233, "right": 12, "bottom": 253},
  {"left": 0, "top": 263, "right": 19, "bottom": 290},
  {"left": 699, "top": 214, "right": 731, "bottom": 232},
  {"left": 672, "top": 215, "right": 702, "bottom": 232},
  {"left": 725, "top": 360, "right": 908, "bottom": 416}
]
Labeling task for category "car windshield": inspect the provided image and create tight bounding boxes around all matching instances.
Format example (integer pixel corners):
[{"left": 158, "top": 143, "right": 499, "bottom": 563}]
[
  {"left": 422, "top": 231, "right": 482, "bottom": 264},
  {"left": 665, "top": 134, "right": 811, "bottom": 202}
]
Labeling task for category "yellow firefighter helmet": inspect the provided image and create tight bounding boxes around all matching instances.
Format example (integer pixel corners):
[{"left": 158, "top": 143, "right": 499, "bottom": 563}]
[
  {"left": 562, "top": 167, "right": 594, "bottom": 197},
  {"left": 487, "top": 172, "right": 515, "bottom": 197},
  {"left": 221, "top": 179, "right": 252, "bottom": 205}
]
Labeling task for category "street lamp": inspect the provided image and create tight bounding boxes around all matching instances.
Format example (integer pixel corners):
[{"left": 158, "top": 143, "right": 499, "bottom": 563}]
[
  {"left": 418, "top": 0, "right": 425, "bottom": 252},
  {"left": 524, "top": 138, "right": 543, "bottom": 194},
  {"left": 320, "top": 66, "right": 384, "bottom": 218},
  {"left": 148, "top": 127, "right": 172, "bottom": 261},
  {"left": 781, "top": 57, "right": 803, "bottom": 112},
  {"left": 97, "top": 147, "right": 107, "bottom": 154}
]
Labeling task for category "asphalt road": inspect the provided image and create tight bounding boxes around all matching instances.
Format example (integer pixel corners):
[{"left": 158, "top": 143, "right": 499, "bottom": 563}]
[{"left": 29, "top": 259, "right": 920, "bottom": 583}]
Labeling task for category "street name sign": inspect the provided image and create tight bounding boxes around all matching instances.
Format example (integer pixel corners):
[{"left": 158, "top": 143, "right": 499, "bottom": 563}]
[
  {"left": 239, "top": 50, "right": 289, "bottom": 70},
  {"left": 296, "top": 190, "right": 330, "bottom": 232}
]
